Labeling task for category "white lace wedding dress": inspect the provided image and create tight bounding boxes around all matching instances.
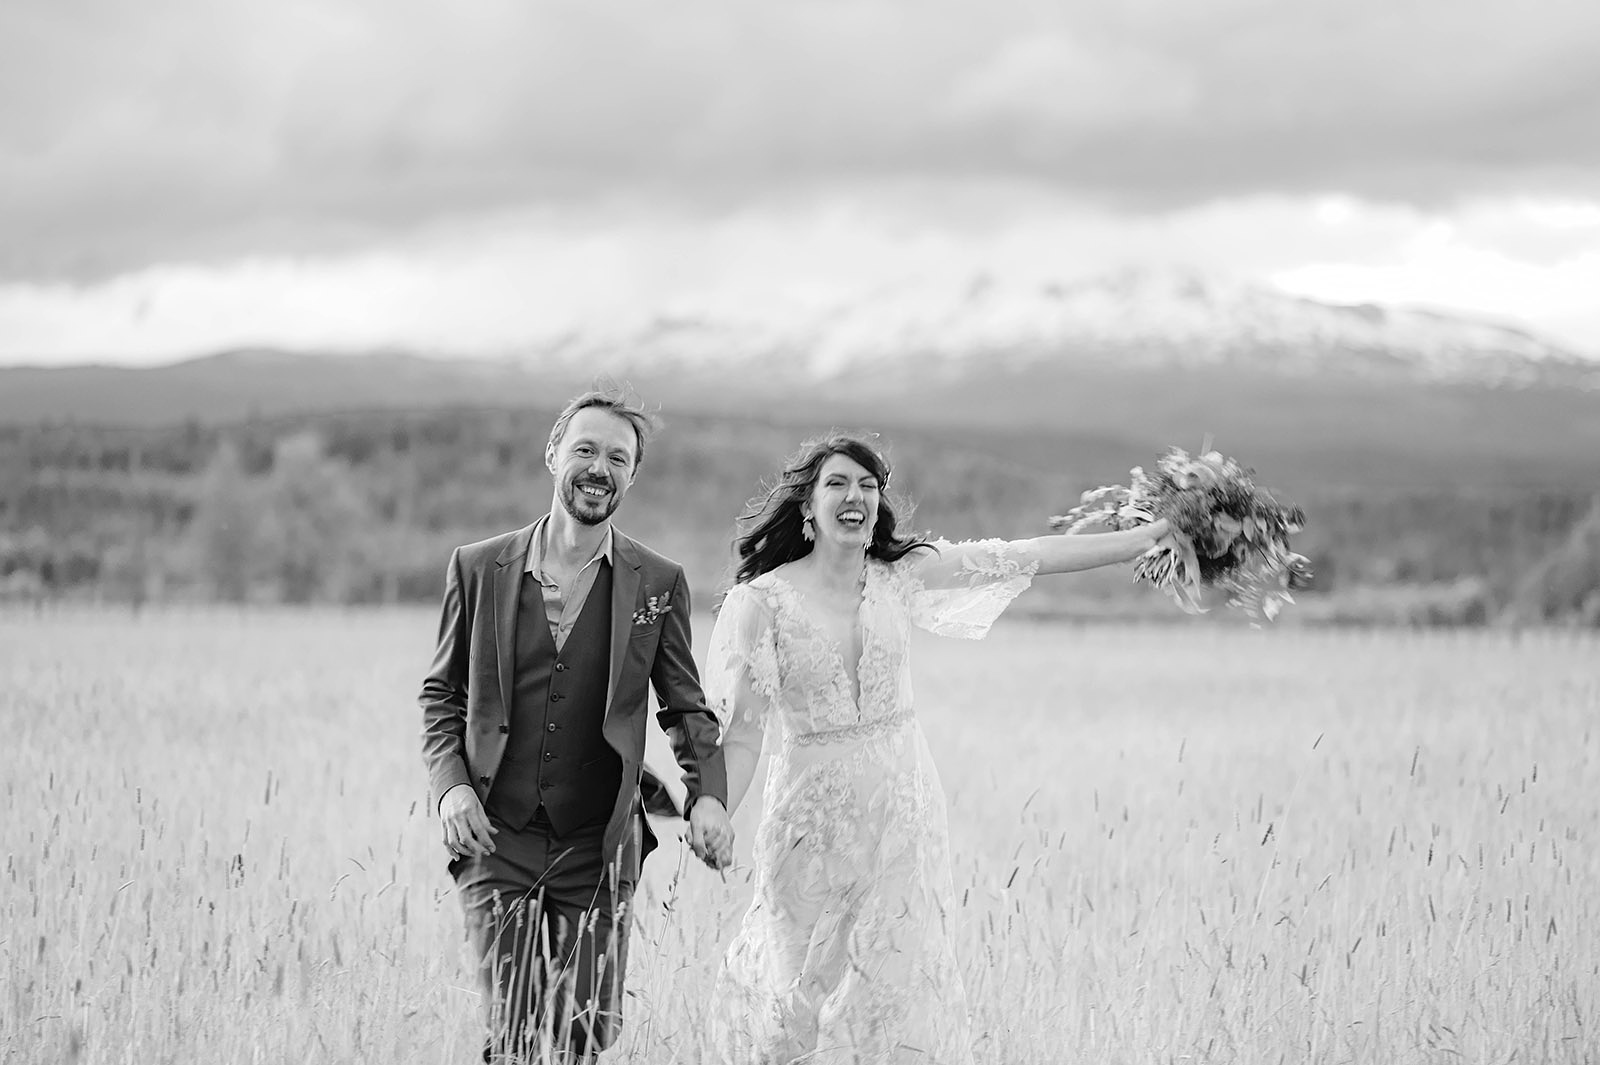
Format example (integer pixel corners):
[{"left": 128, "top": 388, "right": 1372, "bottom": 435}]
[{"left": 705, "top": 539, "right": 1040, "bottom": 1065}]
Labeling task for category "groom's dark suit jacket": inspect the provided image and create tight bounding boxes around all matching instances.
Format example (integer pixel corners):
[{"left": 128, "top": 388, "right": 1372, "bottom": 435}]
[{"left": 418, "top": 522, "right": 727, "bottom": 884}]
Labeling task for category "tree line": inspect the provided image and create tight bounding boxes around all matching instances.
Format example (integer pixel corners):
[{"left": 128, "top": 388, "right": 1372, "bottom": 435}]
[{"left": 1, "top": 410, "right": 1595, "bottom": 626}]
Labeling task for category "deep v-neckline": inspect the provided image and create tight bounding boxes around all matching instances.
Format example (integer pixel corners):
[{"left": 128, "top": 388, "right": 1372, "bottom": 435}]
[{"left": 769, "top": 568, "right": 871, "bottom": 713}]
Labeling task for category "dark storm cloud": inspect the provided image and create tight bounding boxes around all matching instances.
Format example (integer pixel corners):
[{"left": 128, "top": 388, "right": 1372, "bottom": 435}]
[{"left": 3, "top": 0, "right": 1598, "bottom": 279}]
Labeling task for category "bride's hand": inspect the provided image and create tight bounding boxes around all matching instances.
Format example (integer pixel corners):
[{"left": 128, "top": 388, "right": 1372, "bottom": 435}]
[{"left": 688, "top": 796, "right": 735, "bottom": 870}]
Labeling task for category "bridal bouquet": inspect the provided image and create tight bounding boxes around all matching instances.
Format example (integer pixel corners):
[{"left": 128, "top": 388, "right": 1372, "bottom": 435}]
[{"left": 1050, "top": 447, "right": 1311, "bottom": 620}]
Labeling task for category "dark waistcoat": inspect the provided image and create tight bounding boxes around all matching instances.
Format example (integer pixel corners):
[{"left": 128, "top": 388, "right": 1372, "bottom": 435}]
[{"left": 486, "top": 563, "right": 622, "bottom": 835}]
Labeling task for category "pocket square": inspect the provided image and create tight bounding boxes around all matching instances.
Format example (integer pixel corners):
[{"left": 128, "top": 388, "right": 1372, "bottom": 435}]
[{"left": 632, "top": 591, "right": 671, "bottom": 627}]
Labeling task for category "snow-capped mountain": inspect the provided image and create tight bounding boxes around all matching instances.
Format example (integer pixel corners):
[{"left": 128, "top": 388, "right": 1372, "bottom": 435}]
[
  {"left": 530, "top": 269, "right": 1600, "bottom": 390},
  {"left": 5, "top": 269, "right": 1596, "bottom": 473}
]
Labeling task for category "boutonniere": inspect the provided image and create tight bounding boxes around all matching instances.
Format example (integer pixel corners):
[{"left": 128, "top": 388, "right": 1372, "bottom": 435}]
[{"left": 632, "top": 591, "right": 672, "bottom": 627}]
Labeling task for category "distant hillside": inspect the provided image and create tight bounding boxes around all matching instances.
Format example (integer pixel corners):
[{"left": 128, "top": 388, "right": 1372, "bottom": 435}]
[
  {"left": 0, "top": 349, "right": 563, "bottom": 427},
  {"left": 4, "top": 272, "right": 1598, "bottom": 624},
  {"left": 4, "top": 269, "right": 1598, "bottom": 493},
  {"left": 2, "top": 406, "right": 1594, "bottom": 627},
  {"left": 5, "top": 349, "right": 1597, "bottom": 494}
]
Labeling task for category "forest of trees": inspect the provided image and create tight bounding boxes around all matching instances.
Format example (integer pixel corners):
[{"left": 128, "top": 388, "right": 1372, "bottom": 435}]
[{"left": 2, "top": 407, "right": 1596, "bottom": 626}]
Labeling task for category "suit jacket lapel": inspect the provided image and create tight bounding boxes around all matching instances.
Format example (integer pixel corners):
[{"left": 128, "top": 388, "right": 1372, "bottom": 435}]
[
  {"left": 493, "top": 523, "right": 537, "bottom": 715},
  {"left": 605, "top": 533, "right": 643, "bottom": 721}
]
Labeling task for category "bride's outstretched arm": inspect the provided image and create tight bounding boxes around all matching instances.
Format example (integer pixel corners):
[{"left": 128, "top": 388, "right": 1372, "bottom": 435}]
[
  {"left": 1019, "top": 518, "right": 1170, "bottom": 576},
  {"left": 905, "top": 520, "right": 1171, "bottom": 640}
]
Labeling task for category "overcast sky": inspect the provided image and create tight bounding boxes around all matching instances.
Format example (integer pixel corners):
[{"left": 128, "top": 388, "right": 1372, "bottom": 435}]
[{"left": 4, "top": 0, "right": 1600, "bottom": 363}]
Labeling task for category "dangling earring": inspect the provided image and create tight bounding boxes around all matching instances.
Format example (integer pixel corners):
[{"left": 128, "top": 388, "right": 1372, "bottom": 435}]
[{"left": 801, "top": 515, "right": 815, "bottom": 542}]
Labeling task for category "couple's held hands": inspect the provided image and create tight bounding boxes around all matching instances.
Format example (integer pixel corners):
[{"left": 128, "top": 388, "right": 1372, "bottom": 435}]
[
  {"left": 687, "top": 796, "right": 734, "bottom": 872},
  {"left": 440, "top": 782, "right": 735, "bottom": 872},
  {"left": 439, "top": 783, "right": 498, "bottom": 859}
]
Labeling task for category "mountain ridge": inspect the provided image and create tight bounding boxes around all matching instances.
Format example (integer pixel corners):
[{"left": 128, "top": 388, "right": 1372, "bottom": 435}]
[
  {"left": 2, "top": 269, "right": 1597, "bottom": 495},
  {"left": 528, "top": 268, "right": 1600, "bottom": 390}
]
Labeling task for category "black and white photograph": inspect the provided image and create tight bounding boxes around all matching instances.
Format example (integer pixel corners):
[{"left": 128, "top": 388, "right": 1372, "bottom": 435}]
[{"left": 2, "top": 1, "right": 1598, "bottom": 1062}]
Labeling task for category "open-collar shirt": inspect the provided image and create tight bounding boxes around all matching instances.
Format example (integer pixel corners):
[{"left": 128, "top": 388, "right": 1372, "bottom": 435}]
[{"left": 526, "top": 515, "right": 614, "bottom": 653}]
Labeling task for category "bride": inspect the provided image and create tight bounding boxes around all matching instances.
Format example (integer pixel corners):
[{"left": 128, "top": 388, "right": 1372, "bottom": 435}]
[{"left": 704, "top": 433, "right": 1170, "bottom": 1064}]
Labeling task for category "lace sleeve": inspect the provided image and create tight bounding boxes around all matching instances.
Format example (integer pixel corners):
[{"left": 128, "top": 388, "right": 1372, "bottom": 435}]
[
  {"left": 704, "top": 582, "right": 780, "bottom": 812},
  {"left": 903, "top": 538, "right": 1041, "bottom": 639}
]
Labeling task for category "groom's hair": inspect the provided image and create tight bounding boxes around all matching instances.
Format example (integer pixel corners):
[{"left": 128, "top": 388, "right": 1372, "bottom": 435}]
[{"left": 546, "top": 382, "right": 661, "bottom": 470}]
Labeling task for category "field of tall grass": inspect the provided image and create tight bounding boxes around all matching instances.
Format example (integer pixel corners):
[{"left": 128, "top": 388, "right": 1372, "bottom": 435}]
[{"left": 2, "top": 607, "right": 1595, "bottom": 1063}]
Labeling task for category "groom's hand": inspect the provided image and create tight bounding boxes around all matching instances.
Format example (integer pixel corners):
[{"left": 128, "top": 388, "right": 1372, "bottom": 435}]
[
  {"left": 687, "top": 796, "right": 734, "bottom": 870},
  {"left": 439, "top": 784, "right": 498, "bottom": 859}
]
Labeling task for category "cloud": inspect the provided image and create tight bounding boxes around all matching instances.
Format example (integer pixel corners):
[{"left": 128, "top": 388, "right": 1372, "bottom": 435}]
[
  {"left": 6, "top": 190, "right": 1600, "bottom": 364},
  {"left": 4, "top": 0, "right": 1600, "bottom": 279},
  {"left": 944, "top": 32, "right": 1197, "bottom": 130},
  {"left": 1272, "top": 198, "right": 1600, "bottom": 350}
]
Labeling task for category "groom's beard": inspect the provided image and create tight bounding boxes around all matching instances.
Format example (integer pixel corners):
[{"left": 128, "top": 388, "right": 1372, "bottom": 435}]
[{"left": 559, "top": 473, "right": 620, "bottom": 526}]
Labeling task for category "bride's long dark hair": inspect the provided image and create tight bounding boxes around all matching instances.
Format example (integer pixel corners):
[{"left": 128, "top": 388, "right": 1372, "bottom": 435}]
[{"left": 733, "top": 432, "right": 933, "bottom": 585}]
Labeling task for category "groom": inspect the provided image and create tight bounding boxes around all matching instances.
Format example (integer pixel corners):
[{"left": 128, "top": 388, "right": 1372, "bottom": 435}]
[{"left": 418, "top": 387, "right": 734, "bottom": 1060}]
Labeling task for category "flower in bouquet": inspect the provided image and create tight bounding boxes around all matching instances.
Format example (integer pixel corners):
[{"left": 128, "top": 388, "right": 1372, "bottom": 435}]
[{"left": 1049, "top": 447, "right": 1311, "bottom": 620}]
